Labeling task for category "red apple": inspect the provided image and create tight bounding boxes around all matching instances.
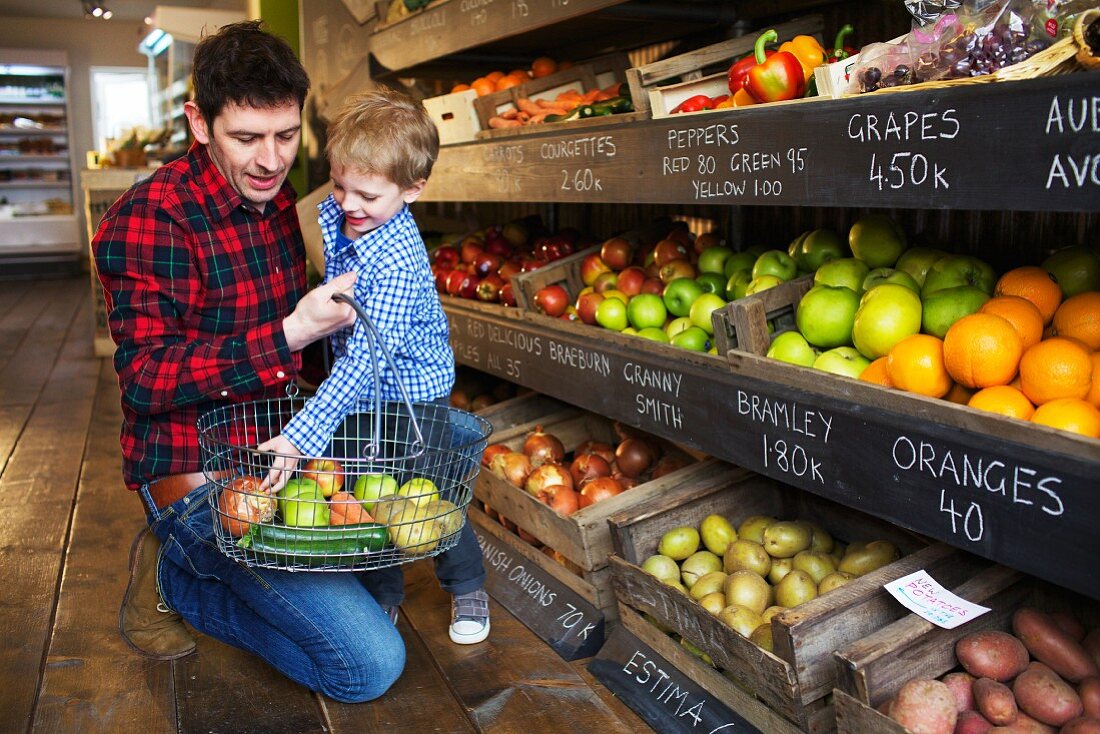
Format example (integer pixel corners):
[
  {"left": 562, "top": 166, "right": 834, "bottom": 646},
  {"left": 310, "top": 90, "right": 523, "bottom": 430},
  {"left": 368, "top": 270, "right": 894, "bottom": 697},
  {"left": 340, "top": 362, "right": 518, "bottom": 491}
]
[
  {"left": 600, "top": 236, "right": 634, "bottom": 271},
  {"left": 484, "top": 236, "right": 512, "bottom": 258},
  {"left": 694, "top": 231, "right": 721, "bottom": 255},
  {"left": 500, "top": 282, "right": 516, "bottom": 307},
  {"left": 667, "top": 227, "right": 695, "bottom": 248},
  {"left": 575, "top": 290, "right": 605, "bottom": 325},
  {"left": 654, "top": 238, "right": 690, "bottom": 267},
  {"left": 301, "top": 459, "right": 344, "bottom": 498},
  {"left": 580, "top": 254, "right": 612, "bottom": 286},
  {"left": 534, "top": 284, "right": 569, "bottom": 317},
  {"left": 459, "top": 274, "right": 480, "bottom": 299},
  {"left": 445, "top": 270, "right": 468, "bottom": 296},
  {"left": 616, "top": 266, "right": 647, "bottom": 297},
  {"left": 459, "top": 236, "right": 484, "bottom": 264},
  {"left": 497, "top": 258, "right": 522, "bottom": 282},
  {"left": 641, "top": 277, "right": 665, "bottom": 295},
  {"left": 473, "top": 252, "right": 503, "bottom": 278},
  {"left": 434, "top": 267, "right": 453, "bottom": 293},
  {"left": 476, "top": 273, "right": 503, "bottom": 302},
  {"left": 521, "top": 257, "right": 549, "bottom": 273},
  {"left": 659, "top": 259, "right": 697, "bottom": 283},
  {"left": 592, "top": 271, "right": 619, "bottom": 294},
  {"left": 433, "top": 245, "right": 459, "bottom": 269}
]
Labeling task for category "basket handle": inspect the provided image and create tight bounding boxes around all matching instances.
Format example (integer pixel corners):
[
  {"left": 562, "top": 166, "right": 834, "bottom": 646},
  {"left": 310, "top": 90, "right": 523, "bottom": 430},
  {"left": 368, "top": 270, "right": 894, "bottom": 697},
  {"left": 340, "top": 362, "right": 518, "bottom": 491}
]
[{"left": 332, "top": 292, "right": 425, "bottom": 461}]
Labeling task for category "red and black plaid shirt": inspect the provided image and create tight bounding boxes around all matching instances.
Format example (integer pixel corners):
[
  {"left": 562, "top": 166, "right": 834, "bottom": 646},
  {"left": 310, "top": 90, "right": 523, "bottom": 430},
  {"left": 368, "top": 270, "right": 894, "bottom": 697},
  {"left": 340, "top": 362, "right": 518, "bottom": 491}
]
[{"left": 94, "top": 143, "right": 306, "bottom": 490}]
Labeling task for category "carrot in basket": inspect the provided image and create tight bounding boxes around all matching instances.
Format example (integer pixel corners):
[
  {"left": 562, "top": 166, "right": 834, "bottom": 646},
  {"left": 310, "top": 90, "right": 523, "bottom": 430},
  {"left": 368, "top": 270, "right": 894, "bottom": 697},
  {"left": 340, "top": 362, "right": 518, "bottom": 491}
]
[
  {"left": 488, "top": 116, "right": 523, "bottom": 129},
  {"left": 516, "top": 97, "right": 542, "bottom": 116}
]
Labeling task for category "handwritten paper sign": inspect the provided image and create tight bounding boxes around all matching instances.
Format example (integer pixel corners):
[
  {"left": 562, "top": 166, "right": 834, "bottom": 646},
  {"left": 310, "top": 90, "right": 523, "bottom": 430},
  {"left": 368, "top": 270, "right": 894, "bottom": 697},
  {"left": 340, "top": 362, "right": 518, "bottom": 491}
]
[{"left": 886, "top": 569, "right": 990, "bottom": 629}]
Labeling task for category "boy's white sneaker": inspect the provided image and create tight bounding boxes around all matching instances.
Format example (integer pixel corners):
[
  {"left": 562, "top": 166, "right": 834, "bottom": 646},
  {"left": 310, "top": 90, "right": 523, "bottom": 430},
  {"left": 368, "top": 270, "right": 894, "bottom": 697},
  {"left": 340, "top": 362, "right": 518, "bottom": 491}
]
[{"left": 449, "top": 589, "right": 490, "bottom": 644}]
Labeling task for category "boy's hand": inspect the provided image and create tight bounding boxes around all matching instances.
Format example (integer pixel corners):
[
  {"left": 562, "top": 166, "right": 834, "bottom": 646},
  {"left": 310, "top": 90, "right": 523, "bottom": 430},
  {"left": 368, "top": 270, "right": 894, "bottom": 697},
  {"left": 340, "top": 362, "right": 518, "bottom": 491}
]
[
  {"left": 258, "top": 434, "right": 303, "bottom": 494},
  {"left": 283, "top": 271, "right": 358, "bottom": 352}
]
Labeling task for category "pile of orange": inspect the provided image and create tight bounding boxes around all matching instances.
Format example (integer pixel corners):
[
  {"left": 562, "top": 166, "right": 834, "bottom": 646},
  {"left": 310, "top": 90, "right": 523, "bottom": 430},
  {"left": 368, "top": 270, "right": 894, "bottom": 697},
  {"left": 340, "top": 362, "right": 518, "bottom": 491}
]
[
  {"left": 863, "top": 265, "right": 1099, "bottom": 440},
  {"left": 452, "top": 56, "right": 566, "bottom": 97}
]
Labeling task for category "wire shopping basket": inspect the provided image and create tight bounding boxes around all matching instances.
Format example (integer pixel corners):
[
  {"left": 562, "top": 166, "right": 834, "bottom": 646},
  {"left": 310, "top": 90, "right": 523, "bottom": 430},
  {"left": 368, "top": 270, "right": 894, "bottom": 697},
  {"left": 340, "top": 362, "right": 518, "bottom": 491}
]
[{"left": 197, "top": 293, "right": 492, "bottom": 572}]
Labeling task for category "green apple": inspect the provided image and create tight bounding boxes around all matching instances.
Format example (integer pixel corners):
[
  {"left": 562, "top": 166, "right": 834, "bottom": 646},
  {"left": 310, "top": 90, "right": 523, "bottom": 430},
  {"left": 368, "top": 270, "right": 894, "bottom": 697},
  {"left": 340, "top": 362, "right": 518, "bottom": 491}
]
[
  {"left": 791, "top": 228, "right": 847, "bottom": 272},
  {"left": 812, "top": 346, "right": 871, "bottom": 379},
  {"left": 921, "top": 285, "right": 990, "bottom": 339},
  {"left": 278, "top": 478, "right": 322, "bottom": 519},
  {"left": 814, "top": 258, "right": 870, "bottom": 294},
  {"left": 688, "top": 292, "right": 727, "bottom": 335},
  {"left": 895, "top": 247, "right": 947, "bottom": 288},
  {"left": 352, "top": 473, "right": 398, "bottom": 512},
  {"left": 671, "top": 325, "right": 711, "bottom": 352},
  {"left": 595, "top": 297, "right": 629, "bottom": 331},
  {"left": 745, "top": 275, "right": 783, "bottom": 295},
  {"left": 697, "top": 246, "right": 734, "bottom": 275},
  {"left": 852, "top": 283, "right": 923, "bottom": 359},
  {"left": 626, "top": 293, "right": 667, "bottom": 330},
  {"left": 787, "top": 231, "right": 808, "bottom": 261},
  {"left": 1042, "top": 246, "right": 1100, "bottom": 297},
  {"left": 664, "top": 316, "right": 694, "bottom": 339},
  {"left": 725, "top": 269, "right": 753, "bottom": 300},
  {"left": 723, "top": 251, "right": 758, "bottom": 279},
  {"left": 849, "top": 214, "right": 907, "bottom": 269},
  {"left": 862, "top": 267, "right": 920, "bottom": 294},
  {"left": 796, "top": 284, "right": 859, "bottom": 348},
  {"left": 767, "top": 331, "right": 819, "bottom": 367},
  {"left": 922, "top": 255, "right": 997, "bottom": 296},
  {"left": 752, "top": 250, "right": 798, "bottom": 282},
  {"left": 695, "top": 272, "right": 728, "bottom": 295},
  {"left": 397, "top": 477, "right": 440, "bottom": 508},
  {"left": 662, "top": 277, "right": 704, "bottom": 317},
  {"left": 281, "top": 485, "right": 330, "bottom": 527},
  {"left": 637, "top": 326, "right": 670, "bottom": 343}
]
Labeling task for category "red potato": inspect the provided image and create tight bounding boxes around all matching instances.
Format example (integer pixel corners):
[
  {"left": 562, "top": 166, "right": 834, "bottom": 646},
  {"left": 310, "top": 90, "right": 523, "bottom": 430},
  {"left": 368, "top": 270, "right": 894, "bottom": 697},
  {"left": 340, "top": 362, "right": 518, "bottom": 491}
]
[
  {"left": 955, "top": 710, "right": 993, "bottom": 734},
  {"left": 987, "top": 712, "right": 1056, "bottom": 733},
  {"left": 944, "top": 671, "right": 977, "bottom": 712},
  {"left": 974, "top": 677, "right": 1019, "bottom": 726},
  {"left": 957, "top": 631, "right": 1031, "bottom": 682},
  {"left": 1051, "top": 611, "right": 1087, "bottom": 642},
  {"left": 1012, "top": 664, "right": 1083, "bottom": 726},
  {"left": 891, "top": 679, "right": 959, "bottom": 734},
  {"left": 1061, "top": 717, "right": 1100, "bottom": 734},
  {"left": 1013, "top": 608, "right": 1100, "bottom": 683},
  {"left": 1080, "top": 677, "right": 1100, "bottom": 718}
]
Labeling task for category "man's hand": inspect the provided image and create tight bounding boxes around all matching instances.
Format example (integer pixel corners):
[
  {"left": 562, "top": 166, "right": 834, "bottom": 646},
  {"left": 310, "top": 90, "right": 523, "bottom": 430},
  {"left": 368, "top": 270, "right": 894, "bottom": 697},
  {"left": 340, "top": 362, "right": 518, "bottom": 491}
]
[
  {"left": 283, "top": 271, "right": 358, "bottom": 352},
  {"left": 258, "top": 434, "right": 303, "bottom": 494}
]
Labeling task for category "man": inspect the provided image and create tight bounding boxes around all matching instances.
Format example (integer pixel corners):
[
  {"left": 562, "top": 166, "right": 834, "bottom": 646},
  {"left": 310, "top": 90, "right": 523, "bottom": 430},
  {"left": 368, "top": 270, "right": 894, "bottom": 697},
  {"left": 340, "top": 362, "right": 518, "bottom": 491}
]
[{"left": 94, "top": 21, "right": 404, "bottom": 702}]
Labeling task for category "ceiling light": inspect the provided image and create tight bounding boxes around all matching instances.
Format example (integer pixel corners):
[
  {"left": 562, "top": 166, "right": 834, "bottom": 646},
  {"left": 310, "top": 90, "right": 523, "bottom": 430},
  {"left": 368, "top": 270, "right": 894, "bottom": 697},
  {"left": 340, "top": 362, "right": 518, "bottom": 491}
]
[
  {"left": 102, "top": 9, "right": 112, "bottom": 19},
  {"left": 82, "top": 2, "right": 113, "bottom": 19}
]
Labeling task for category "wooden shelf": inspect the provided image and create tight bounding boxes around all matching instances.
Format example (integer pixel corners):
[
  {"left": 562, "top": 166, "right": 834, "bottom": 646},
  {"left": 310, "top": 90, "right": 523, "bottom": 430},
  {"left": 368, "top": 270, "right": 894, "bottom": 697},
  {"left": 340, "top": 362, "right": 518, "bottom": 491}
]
[
  {"left": 0, "top": 180, "right": 70, "bottom": 188},
  {"left": 424, "top": 73, "right": 1100, "bottom": 213},
  {"left": 0, "top": 154, "right": 68, "bottom": 164},
  {"left": 0, "top": 126, "right": 67, "bottom": 136},
  {"left": 0, "top": 97, "right": 65, "bottom": 106},
  {"left": 442, "top": 298, "right": 1100, "bottom": 602}
]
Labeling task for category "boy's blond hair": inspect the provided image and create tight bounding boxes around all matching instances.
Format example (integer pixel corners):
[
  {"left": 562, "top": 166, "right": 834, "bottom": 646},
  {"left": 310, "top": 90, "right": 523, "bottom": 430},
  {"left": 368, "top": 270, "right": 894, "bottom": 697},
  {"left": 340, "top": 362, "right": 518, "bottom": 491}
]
[{"left": 325, "top": 84, "right": 439, "bottom": 190}]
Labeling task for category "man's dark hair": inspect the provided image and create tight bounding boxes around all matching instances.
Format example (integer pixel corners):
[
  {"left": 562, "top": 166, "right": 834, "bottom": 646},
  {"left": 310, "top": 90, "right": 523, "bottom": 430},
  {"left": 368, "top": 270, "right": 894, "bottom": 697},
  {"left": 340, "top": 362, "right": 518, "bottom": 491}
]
[{"left": 191, "top": 20, "right": 310, "bottom": 125}]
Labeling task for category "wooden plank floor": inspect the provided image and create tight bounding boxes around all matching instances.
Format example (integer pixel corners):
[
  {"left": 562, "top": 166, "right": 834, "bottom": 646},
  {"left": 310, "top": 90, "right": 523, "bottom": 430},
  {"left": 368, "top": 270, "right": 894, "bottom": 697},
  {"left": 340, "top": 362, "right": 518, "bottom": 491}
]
[{"left": 0, "top": 276, "right": 653, "bottom": 734}]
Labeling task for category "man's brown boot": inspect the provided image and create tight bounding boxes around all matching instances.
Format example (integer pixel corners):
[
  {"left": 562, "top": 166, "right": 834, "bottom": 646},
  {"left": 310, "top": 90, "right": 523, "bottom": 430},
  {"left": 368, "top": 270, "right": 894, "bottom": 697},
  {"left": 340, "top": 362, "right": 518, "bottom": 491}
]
[{"left": 119, "top": 527, "right": 196, "bottom": 660}]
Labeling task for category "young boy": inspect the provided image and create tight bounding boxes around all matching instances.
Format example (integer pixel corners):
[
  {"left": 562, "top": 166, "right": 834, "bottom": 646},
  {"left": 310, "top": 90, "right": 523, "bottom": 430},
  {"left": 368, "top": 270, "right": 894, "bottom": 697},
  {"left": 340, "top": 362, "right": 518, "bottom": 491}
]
[{"left": 259, "top": 85, "right": 490, "bottom": 645}]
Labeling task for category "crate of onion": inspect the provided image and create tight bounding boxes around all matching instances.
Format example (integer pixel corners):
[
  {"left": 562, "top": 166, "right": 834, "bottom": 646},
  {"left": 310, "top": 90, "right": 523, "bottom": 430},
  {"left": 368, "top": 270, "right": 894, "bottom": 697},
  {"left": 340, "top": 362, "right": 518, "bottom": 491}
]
[{"left": 477, "top": 406, "right": 740, "bottom": 620}]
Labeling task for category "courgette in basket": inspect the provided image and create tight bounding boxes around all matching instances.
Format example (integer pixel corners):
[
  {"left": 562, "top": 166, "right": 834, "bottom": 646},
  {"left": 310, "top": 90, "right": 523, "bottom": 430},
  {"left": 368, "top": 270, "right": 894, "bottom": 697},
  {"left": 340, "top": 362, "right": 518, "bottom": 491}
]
[{"left": 238, "top": 522, "right": 389, "bottom": 566}]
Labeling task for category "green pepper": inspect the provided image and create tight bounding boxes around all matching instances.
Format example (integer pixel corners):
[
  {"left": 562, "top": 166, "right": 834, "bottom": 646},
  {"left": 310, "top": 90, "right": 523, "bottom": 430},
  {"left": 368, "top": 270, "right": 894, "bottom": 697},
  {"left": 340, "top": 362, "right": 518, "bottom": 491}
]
[
  {"left": 745, "top": 30, "right": 807, "bottom": 103},
  {"left": 827, "top": 25, "right": 857, "bottom": 63}
]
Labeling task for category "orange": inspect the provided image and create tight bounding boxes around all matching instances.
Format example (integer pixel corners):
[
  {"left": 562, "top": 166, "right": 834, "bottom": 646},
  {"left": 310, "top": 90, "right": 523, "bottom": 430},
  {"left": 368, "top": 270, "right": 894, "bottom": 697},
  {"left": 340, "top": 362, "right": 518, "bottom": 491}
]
[
  {"left": 886, "top": 334, "right": 953, "bottom": 398},
  {"left": 943, "top": 313, "right": 1024, "bottom": 389},
  {"left": 859, "top": 357, "right": 893, "bottom": 388},
  {"left": 1051, "top": 291, "right": 1100, "bottom": 350},
  {"left": 1088, "top": 352, "right": 1100, "bottom": 407},
  {"left": 471, "top": 77, "right": 496, "bottom": 97},
  {"left": 485, "top": 70, "right": 505, "bottom": 83},
  {"left": 979, "top": 296, "right": 1044, "bottom": 351},
  {"left": 1030, "top": 398, "right": 1100, "bottom": 438},
  {"left": 531, "top": 56, "right": 558, "bottom": 78},
  {"left": 995, "top": 266, "right": 1063, "bottom": 325},
  {"left": 495, "top": 74, "right": 523, "bottom": 92},
  {"left": 968, "top": 385, "right": 1035, "bottom": 420},
  {"left": 945, "top": 383, "right": 974, "bottom": 405},
  {"left": 451, "top": 83, "right": 471, "bottom": 93},
  {"left": 1018, "top": 337, "right": 1093, "bottom": 405}
]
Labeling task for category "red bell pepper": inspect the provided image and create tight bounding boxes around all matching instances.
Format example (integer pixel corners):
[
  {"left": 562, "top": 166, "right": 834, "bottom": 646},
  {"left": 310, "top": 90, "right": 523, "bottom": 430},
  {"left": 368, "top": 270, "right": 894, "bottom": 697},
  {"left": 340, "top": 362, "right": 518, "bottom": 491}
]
[
  {"left": 827, "top": 25, "right": 857, "bottom": 63},
  {"left": 670, "top": 94, "right": 713, "bottom": 114},
  {"left": 727, "top": 49, "right": 774, "bottom": 94},
  {"left": 745, "top": 30, "right": 806, "bottom": 103}
]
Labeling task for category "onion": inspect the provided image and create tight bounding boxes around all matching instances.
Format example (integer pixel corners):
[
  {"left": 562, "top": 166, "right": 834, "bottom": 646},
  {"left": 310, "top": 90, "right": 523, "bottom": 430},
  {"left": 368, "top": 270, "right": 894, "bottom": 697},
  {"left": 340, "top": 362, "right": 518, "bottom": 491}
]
[
  {"left": 574, "top": 439, "right": 615, "bottom": 464},
  {"left": 569, "top": 453, "right": 612, "bottom": 488},
  {"left": 489, "top": 451, "right": 533, "bottom": 488},
  {"left": 579, "top": 477, "right": 624, "bottom": 509},
  {"left": 523, "top": 425, "right": 565, "bottom": 467},
  {"left": 650, "top": 453, "right": 692, "bottom": 479},
  {"left": 482, "top": 443, "right": 512, "bottom": 467},
  {"left": 524, "top": 463, "right": 573, "bottom": 497},
  {"left": 218, "top": 476, "right": 276, "bottom": 537},
  {"left": 615, "top": 474, "right": 638, "bottom": 490},
  {"left": 614, "top": 438, "right": 656, "bottom": 478},
  {"left": 537, "top": 484, "right": 580, "bottom": 516},
  {"left": 517, "top": 526, "right": 541, "bottom": 545}
]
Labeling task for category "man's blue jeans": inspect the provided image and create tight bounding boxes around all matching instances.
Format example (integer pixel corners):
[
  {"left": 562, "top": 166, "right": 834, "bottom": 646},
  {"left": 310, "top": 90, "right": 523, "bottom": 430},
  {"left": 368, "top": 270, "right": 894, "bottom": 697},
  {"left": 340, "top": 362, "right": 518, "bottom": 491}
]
[{"left": 141, "top": 481, "right": 405, "bottom": 703}]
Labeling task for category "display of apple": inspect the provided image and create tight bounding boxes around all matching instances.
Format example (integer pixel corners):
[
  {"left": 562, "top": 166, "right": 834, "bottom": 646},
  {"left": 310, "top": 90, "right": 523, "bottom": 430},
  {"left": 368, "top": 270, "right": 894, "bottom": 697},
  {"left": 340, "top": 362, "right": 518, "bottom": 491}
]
[
  {"left": 725, "top": 269, "right": 753, "bottom": 301},
  {"left": 659, "top": 259, "right": 697, "bottom": 283},
  {"left": 472, "top": 252, "right": 503, "bottom": 278},
  {"left": 352, "top": 473, "right": 398, "bottom": 512},
  {"left": 641, "top": 277, "right": 665, "bottom": 295},
  {"left": 1041, "top": 245, "right": 1100, "bottom": 297},
  {"left": 665, "top": 316, "right": 694, "bottom": 339},
  {"left": 534, "top": 284, "right": 570, "bottom": 317},
  {"left": 920, "top": 285, "right": 990, "bottom": 339},
  {"left": 697, "top": 246, "right": 735, "bottom": 275},
  {"left": 662, "top": 277, "right": 704, "bottom": 317},
  {"left": 812, "top": 346, "right": 872, "bottom": 379},
  {"left": 790, "top": 228, "right": 848, "bottom": 272},
  {"left": 432, "top": 244, "right": 459, "bottom": 270},
  {"left": 592, "top": 271, "right": 619, "bottom": 294},
  {"left": 861, "top": 267, "right": 920, "bottom": 294},
  {"left": 580, "top": 253, "right": 612, "bottom": 286},
  {"left": 752, "top": 250, "right": 798, "bottom": 281},
  {"left": 848, "top": 214, "right": 907, "bottom": 269},
  {"left": 723, "top": 251, "right": 758, "bottom": 279},
  {"left": 671, "top": 325, "right": 711, "bottom": 352},
  {"left": 600, "top": 236, "right": 634, "bottom": 270},
  {"left": 851, "top": 283, "right": 923, "bottom": 359},
  {"left": 278, "top": 477, "right": 323, "bottom": 519},
  {"left": 595, "top": 297, "right": 629, "bottom": 331},
  {"left": 921, "top": 255, "right": 997, "bottom": 296},
  {"left": 894, "top": 247, "right": 947, "bottom": 288},
  {"left": 745, "top": 275, "right": 783, "bottom": 295},
  {"left": 695, "top": 272, "right": 727, "bottom": 295},
  {"left": 653, "top": 238, "right": 691, "bottom": 266},
  {"left": 602, "top": 289, "right": 628, "bottom": 303},
  {"left": 616, "top": 266, "right": 647, "bottom": 297},
  {"left": 575, "top": 290, "right": 605, "bottom": 325},
  {"left": 626, "top": 293, "right": 668, "bottom": 330},
  {"left": 689, "top": 292, "right": 727, "bottom": 335},
  {"left": 475, "top": 273, "right": 504, "bottom": 302},
  {"left": 814, "top": 258, "right": 870, "bottom": 294},
  {"left": 279, "top": 479, "right": 329, "bottom": 527},
  {"left": 637, "top": 326, "right": 669, "bottom": 343},
  {"left": 397, "top": 477, "right": 440, "bottom": 508},
  {"left": 767, "top": 330, "right": 819, "bottom": 367},
  {"left": 796, "top": 284, "right": 859, "bottom": 348},
  {"left": 301, "top": 458, "right": 345, "bottom": 498}
]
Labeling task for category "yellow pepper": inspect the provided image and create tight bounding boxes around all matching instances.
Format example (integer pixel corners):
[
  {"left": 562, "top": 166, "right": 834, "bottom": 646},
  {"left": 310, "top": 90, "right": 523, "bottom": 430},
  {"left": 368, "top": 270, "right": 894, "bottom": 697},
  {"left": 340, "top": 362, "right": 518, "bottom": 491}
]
[
  {"left": 713, "top": 96, "right": 735, "bottom": 109},
  {"left": 778, "top": 34, "right": 827, "bottom": 85},
  {"left": 732, "top": 88, "right": 757, "bottom": 107}
]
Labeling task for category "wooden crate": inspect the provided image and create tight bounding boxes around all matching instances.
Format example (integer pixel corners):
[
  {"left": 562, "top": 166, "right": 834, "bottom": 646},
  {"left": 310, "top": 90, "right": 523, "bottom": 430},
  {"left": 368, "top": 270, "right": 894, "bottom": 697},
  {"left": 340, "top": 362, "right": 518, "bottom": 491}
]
[
  {"left": 833, "top": 569, "right": 1100, "bottom": 733},
  {"left": 606, "top": 471, "right": 990, "bottom": 734},
  {"left": 423, "top": 88, "right": 481, "bottom": 146},
  {"left": 472, "top": 391, "right": 569, "bottom": 435},
  {"left": 625, "top": 15, "right": 824, "bottom": 119},
  {"left": 711, "top": 274, "right": 813, "bottom": 356},
  {"left": 472, "top": 53, "right": 630, "bottom": 138}
]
